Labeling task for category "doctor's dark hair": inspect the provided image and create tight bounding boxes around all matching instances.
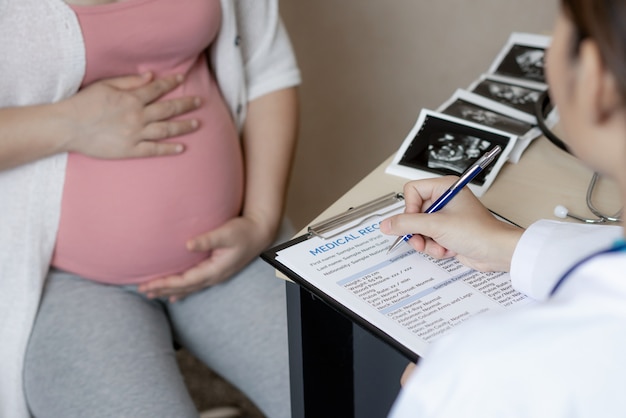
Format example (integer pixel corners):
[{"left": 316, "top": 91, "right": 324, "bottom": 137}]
[{"left": 561, "top": 0, "right": 626, "bottom": 100}]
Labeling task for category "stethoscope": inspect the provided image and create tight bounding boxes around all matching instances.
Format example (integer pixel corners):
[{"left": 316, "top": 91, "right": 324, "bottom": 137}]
[
  {"left": 550, "top": 238, "right": 626, "bottom": 296},
  {"left": 535, "top": 91, "right": 623, "bottom": 224}
]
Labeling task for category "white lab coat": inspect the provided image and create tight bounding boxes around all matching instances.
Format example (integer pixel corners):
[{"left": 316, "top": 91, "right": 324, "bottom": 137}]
[{"left": 389, "top": 220, "right": 625, "bottom": 418}]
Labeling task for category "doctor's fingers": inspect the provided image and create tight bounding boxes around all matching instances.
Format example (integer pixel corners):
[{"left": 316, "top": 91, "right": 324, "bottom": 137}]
[
  {"left": 401, "top": 177, "right": 460, "bottom": 212},
  {"left": 420, "top": 236, "right": 456, "bottom": 259},
  {"left": 402, "top": 177, "right": 482, "bottom": 215},
  {"left": 400, "top": 363, "right": 418, "bottom": 387},
  {"left": 382, "top": 212, "right": 446, "bottom": 239}
]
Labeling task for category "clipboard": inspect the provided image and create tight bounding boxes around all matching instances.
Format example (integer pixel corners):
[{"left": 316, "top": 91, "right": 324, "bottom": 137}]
[
  {"left": 261, "top": 193, "right": 530, "bottom": 362},
  {"left": 261, "top": 193, "right": 420, "bottom": 360}
]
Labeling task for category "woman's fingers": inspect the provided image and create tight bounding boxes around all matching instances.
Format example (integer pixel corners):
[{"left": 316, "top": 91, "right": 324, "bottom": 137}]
[
  {"left": 141, "top": 119, "right": 199, "bottom": 141},
  {"left": 101, "top": 72, "right": 154, "bottom": 90},
  {"left": 130, "top": 140, "right": 185, "bottom": 158},
  {"left": 143, "top": 96, "right": 202, "bottom": 125},
  {"left": 65, "top": 73, "right": 203, "bottom": 159},
  {"left": 135, "top": 76, "right": 202, "bottom": 140},
  {"left": 132, "top": 73, "right": 185, "bottom": 104}
]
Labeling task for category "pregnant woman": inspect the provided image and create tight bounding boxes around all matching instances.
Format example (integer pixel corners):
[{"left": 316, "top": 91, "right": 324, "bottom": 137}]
[{"left": 0, "top": 1, "right": 300, "bottom": 417}]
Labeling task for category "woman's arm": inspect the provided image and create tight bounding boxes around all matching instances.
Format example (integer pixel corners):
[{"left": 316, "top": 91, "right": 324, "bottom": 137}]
[
  {"left": 239, "top": 86, "right": 299, "bottom": 244},
  {"left": 0, "top": 72, "right": 201, "bottom": 171}
]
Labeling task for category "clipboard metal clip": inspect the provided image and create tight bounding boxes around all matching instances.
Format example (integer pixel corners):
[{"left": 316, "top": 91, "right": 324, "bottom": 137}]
[{"left": 307, "top": 192, "right": 404, "bottom": 240}]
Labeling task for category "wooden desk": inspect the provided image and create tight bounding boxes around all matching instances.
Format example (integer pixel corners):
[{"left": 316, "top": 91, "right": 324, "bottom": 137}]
[
  {"left": 285, "top": 137, "right": 620, "bottom": 418},
  {"left": 310, "top": 137, "right": 619, "bottom": 229}
]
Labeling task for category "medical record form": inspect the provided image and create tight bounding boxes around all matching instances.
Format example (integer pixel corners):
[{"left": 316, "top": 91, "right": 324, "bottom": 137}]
[{"left": 262, "top": 194, "right": 533, "bottom": 360}]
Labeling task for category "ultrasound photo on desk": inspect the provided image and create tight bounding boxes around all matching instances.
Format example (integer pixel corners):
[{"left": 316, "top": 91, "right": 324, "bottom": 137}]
[
  {"left": 493, "top": 44, "right": 546, "bottom": 83},
  {"left": 442, "top": 99, "right": 534, "bottom": 136},
  {"left": 397, "top": 114, "right": 511, "bottom": 186},
  {"left": 470, "top": 78, "right": 543, "bottom": 116}
]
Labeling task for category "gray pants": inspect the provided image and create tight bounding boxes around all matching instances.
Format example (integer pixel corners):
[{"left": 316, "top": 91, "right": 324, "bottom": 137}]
[{"left": 24, "top": 233, "right": 291, "bottom": 418}]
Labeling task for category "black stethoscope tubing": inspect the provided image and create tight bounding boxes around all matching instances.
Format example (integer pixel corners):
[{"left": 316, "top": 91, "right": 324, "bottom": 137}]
[
  {"left": 535, "top": 90, "right": 569, "bottom": 152},
  {"left": 549, "top": 240, "right": 626, "bottom": 296},
  {"left": 535, "top": 90, "right": 622, "bottom": 224}
]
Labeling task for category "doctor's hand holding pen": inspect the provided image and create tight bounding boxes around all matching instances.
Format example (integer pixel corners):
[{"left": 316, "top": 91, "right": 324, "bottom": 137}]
[{"left": 379, "top": 176, "right": 524, "bottom": 273}]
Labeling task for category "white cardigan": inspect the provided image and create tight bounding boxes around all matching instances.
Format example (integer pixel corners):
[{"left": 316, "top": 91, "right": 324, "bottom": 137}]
[{"left": 0, "top": 1, "right": 300, "bottom": 416}]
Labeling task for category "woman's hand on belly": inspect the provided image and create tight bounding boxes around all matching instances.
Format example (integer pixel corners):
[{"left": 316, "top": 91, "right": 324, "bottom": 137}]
[
  {"left": 136, "top": 214, "right": 275, "bottom": 302},
  {"left": 63, "top": 72, "right": 202, "bottom": 159}
]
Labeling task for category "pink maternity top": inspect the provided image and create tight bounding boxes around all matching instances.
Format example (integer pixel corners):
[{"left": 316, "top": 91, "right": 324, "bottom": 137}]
[{"left": 51, "top": 0, "right": 244, "bottom": 284}]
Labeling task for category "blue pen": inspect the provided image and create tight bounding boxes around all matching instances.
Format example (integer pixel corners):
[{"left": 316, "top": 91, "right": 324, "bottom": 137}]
[{"left": 386, "top": 145, "right": 502, "bottom": 255}]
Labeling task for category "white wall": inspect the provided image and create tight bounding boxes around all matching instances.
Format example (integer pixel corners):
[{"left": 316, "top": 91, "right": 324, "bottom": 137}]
[{"left": 280, "top": 0, "right": 557, "bottom": 229}]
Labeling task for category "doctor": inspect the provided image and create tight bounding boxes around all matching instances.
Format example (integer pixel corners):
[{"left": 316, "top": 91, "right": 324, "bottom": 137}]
[{"left": 381, "top": 0, "right": 626, "bottom": 415}]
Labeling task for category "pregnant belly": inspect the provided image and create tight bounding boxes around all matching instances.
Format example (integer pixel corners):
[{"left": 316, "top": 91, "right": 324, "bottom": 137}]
[{"left": 52, "top": 128, "right": 244, "bottom": 284}]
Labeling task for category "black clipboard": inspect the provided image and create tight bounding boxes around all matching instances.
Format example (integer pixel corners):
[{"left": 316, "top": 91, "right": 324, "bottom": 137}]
[
  {"left": 262, "top": 191, "right": 523, "bottom": 362},
  {"left": 261, "top": 192, "right": 420, "bottom": 361}
]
